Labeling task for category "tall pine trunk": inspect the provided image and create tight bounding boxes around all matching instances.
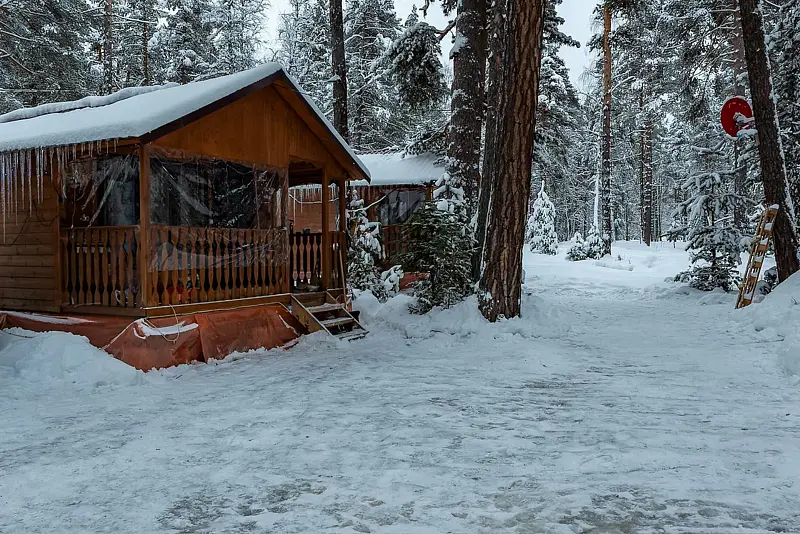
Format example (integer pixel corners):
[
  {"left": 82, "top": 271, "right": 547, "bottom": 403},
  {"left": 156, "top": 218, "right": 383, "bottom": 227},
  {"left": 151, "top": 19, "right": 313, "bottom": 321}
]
[
  {"left": 599, "top": 2, "right": 613, "bottom": 255},
  {"left": 103, "top": 0, "right": 114, "bottom": 94},
  {"left": 447, "top": 0, "right": 487, "bottom": 219},
  {"left": 330, "top": 0, "right": 349, "bottom": 141},
  {"left": 478, "top": 0, "right": 546, "bottom": 322},
  {"left": 732, "top": 0, "right": 747, "bottom": 229},
  {"left": 473, "top": 0, "right": 504, "bottom": 280},
  {"left": 739, "top": 0, "right": 800, "bottom": 282},
  {"left": 643, "top": 118, "right": 653, "bottom": 245}
]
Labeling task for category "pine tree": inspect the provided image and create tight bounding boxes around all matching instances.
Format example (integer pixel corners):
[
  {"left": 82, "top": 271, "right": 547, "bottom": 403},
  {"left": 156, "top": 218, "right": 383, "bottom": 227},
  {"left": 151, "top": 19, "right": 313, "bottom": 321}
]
[
  {"left": 385, "top": 21, "right": 448, "bottom": 111},
  {"left": 277, "top": 0, "right": 332, "bottom": 112},
  {"left": 344, "top": 0, "right": 401, "bottom": 151},
  {"left": 346, "top": 190, "right": 387, "bottom": 298},
  {"left": 152, "top": 0, "right": 217, "bottom": 84},
  {"left": 0, "top": 0, "right": 95, "bottom": 112},
  {"left": 773, "top": 3, "right": 800, "bottom": 226},
  {"left": 584, "top": 224, "right": 605, "bottom": 259},
  {"left": 117, "top": 0, "right": 160, "bottom": 87},
  {"left": 397, "top": 202, "right": 474, "bottom": 313},
  {"left": 739, "top": 0, "right": 800, "bottom": 282},
  {"left": 566, "top": 232, "right": 589, "bottom": 261},
  {"left": 669, "top": 150, "right": 745, "bottom": 291},
  {"left": 527, "top": 181, "right": 559, "bottom": 255},
  {"left": 213, "top": 0, "right": 266, "bottom": 76},
  {"left": 478, "top": 0, "right": 547, "bottom": 321}
]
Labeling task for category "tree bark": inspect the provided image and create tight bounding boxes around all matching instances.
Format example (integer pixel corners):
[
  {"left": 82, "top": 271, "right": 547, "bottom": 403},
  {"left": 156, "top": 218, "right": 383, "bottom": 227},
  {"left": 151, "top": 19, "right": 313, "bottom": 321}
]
[
  {"left": 446, "top": 0, "right": 487, "bottom": 221},
  {"left": 739, "top": 0, "right": 800, "bottom": 282},
  {"left": 600, "top": 2, "right": 612, "bottom": 255},
  {"left": 103, "top": 0, "right": 114, "bottom": 94},
  {"left": 478, "top": 0, "right": 546, "bottom": 322},
  {"left": 642, "top": 118, "right": 653, "bottom": 245},
  {"left": 330, "top": 0, "right": 349, "bottom": 141},
  {"left": 732, "top": 0, "right": 747, "bottom": 229},
  {"left": 473, "top": 0, "right": 503, "bottom": 280}
]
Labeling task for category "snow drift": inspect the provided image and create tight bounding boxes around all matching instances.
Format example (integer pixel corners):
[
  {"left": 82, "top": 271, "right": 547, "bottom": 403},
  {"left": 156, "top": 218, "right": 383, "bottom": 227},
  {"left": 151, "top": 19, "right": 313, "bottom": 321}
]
[
  {"left": 355, "top": 292, "right": 574, "bottom": 340},
  {"left": 0, "top": 329, "right": 148, "bottom": 390},
  {"left": 734, "top": 271, "right": 800, "bottom": 377}
]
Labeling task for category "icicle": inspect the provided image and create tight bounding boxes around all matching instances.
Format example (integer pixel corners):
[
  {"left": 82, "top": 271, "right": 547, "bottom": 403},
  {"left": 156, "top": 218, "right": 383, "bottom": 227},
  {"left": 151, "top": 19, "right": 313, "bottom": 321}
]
[
  {"left": 11, "top": 150, "right": 18, "bottom": 223},
  {"left": 1, "top": 153, "right": 6, "bottom": 241},
  {"left": 26, "top": 149, "right": 32, "bottom": 213}
]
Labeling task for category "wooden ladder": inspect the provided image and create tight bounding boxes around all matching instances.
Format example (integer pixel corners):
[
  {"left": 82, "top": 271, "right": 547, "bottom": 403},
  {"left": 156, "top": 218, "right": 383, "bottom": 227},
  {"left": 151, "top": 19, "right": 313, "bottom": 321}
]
[
  {"left": 290, "top": 291, "right": 368, "bottom": 341},
  {"left": 736, "top": 204, "right": 779, "bottom": 309}
]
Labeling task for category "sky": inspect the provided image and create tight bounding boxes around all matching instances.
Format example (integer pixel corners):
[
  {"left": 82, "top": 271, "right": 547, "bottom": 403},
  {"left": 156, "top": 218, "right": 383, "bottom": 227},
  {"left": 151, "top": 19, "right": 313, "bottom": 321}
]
[{"left": 265, "top": 0, "right": 597, "bottom": 88}]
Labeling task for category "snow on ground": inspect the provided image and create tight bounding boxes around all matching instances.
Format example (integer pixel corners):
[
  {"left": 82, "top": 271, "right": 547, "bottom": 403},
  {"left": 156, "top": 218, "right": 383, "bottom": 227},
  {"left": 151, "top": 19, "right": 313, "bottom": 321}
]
[{"left": 2, "top": 241, "right": 799, "bottom": 533}]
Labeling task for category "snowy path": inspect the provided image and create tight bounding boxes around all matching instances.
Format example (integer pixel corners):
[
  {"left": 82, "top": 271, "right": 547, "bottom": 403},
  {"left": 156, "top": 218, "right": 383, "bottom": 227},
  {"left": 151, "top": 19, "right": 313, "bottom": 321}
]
[{"left": 2, "top": 244, "right": 799, "bottom": 533}]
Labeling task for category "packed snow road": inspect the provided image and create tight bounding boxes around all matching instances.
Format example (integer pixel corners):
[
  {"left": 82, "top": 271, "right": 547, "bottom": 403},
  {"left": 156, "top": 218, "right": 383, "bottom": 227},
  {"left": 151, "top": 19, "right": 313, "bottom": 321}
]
[{"left": 2, "top": 242, "right": 799, "bottom": 533}]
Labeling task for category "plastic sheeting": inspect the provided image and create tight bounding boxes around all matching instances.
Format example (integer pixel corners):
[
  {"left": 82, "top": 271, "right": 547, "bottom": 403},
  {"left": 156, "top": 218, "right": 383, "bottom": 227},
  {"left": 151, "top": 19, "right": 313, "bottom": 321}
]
[
  {"left": 0, "top": 304, "right": 305, "bottom": 370},
  {"left": 150, "top": 155, "right": 283, "bottom": 230},
  {"left": 63, "top": 154, "right": 140, "bottom": 227}
]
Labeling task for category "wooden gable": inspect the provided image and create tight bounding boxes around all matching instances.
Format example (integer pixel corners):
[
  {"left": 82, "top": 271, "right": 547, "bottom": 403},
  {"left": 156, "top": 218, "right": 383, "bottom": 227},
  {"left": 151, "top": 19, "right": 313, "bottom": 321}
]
[{"left": 151, "top": 86, "right": 347, "bottom": 180}]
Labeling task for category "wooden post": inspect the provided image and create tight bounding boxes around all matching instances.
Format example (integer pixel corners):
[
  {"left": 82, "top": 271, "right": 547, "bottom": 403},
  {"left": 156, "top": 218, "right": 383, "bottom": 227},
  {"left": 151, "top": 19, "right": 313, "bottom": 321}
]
[
  {"left": 138, "top": 144, "right": 151, "bottom": 307},
  {"left": 339, "top": 179, "right": 347, "bottom": 232},
  {"left": 51, "top": 156, "right": 63, "bottom": 311},
  {"left": 339, "top": 178, "right": 348, "bottom": 289},
  {"left": 282, "top": 168, "right": 291, "bottom": 294},
  {"left": 321, "top": 166, "right": 331, "bottom": 289}
]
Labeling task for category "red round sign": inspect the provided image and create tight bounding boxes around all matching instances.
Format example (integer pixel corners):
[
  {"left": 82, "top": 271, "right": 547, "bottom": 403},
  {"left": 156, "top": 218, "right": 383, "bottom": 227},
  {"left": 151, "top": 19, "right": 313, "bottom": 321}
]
[{"left": 721, "top": 97, "right": 754, "bottom": 137}]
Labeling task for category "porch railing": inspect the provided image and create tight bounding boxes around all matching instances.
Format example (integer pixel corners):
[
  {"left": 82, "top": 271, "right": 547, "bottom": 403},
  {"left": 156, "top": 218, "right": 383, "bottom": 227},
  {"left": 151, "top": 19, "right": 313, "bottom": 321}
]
[
  {"left": 289, "top": 231, "right": 346, "bottom": 290},
  {"left": 60, "top": 226, "right": 140, "bottom": 308},
  {"left": 148, "top": 226, "right": 288, "bottom": 306},
  {"left": 61, "top": 226, "right": 347, "bottom": 310}
]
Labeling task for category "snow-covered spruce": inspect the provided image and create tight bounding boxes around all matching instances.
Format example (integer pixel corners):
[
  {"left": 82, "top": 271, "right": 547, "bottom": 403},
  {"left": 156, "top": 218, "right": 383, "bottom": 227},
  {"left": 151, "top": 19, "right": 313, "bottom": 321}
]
[
  {"left": 396, "top": 201, "right": 473, "bottom": 313},
  {"left": 346, "top": 189, "right": 387, "bottom": 300},
  {"left": 667, "top": 158, "right": 746, "bottom": 291},
  {"left": 527, "top": 181, "right": 559, "bottom": 255}
]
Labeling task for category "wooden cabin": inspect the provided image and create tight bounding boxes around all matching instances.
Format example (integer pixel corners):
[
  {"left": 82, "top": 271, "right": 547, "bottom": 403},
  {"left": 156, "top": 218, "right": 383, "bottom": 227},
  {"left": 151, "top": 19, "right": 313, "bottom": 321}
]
[
  {"left": 0, "top": 64, "right": 372, "bottom": 366},
  {"left": 288, "top": 151, "right": 439, "bottom": 262}
]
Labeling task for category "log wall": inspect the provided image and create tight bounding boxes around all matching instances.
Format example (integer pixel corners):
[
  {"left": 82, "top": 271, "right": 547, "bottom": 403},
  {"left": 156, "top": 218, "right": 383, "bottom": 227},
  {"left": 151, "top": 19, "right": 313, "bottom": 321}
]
[{"left": 0, "top": 178, "right": 60, "bottom": 312}]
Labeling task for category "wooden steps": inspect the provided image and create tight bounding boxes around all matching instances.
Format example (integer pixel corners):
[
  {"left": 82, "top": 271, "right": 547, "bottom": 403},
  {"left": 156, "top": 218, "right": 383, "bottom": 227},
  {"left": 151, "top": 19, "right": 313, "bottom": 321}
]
[
  {"left": 736, "top": 205, "right": 779, "bottom": 309},
  {"left": 290, "top": 291, "right": 368, "bottom": 340}
]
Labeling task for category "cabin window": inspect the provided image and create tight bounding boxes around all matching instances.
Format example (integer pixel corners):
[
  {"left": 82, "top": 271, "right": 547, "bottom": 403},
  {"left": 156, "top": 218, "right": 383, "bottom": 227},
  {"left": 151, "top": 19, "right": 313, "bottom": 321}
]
[
  {"left": 63, "top": 155, "right": 140, "bottom": 228},
  {"left": 377, "top": 190, "right": 426, "bottom": 226},
  {"left": 149, "top": 156, "right": 281, "bottom": 229}
]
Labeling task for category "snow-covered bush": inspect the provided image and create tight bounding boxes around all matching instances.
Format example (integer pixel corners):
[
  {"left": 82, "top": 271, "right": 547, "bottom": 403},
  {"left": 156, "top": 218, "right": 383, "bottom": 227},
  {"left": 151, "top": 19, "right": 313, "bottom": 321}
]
[
  {"left": 668, "top": 167, "right": 745, "bottom": 292},
  {"left": 566, "top": 232, "right": 588, "bottom": 261},
  {"left": 585, "top": 225, "right": 605, "bottom": 259},
  {"left": 527, "top": 181, "right": 558, "bottom": 255},
  {"left": 347, "top": 190, "right": 386, "bottom": 298},
  {"left": 397, "top": 201, "right": 474, "bottom": 314},
  {"left": 380, "top": 265, "right": 403, "bottom": 296}
]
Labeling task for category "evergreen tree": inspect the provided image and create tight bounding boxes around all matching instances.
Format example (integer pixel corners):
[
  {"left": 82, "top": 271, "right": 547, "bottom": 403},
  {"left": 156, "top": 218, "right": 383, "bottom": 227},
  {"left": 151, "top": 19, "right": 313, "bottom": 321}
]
[
  {"left": 346, "top": 190, "right": 387, "bottom": 299},
  {"left": 385, "top": 21, "right": 448, "bottom": 111},
  {"left": 566, "top": 232, "right": 589, "bottom": 261},
  {"left": 0, "top": 0, "right": 95, "bottom": 112},
  {"left": 585, "top": 224, "right": 605, "bottom": 259},
  {"left": 344, "top": 0, "right": 402, "bottom": 151},
  {"left": 668, "top": 141, "right": 747, "bottom": 291},
  {"left": 117, "top": 0, "right": 160, "bottom": 87},
  {"left": 527, "top": 181, "right": 559, "bottom": 255},
  {"left": 212, "top": 0, "right": 267, "bottom": 76},
  {"left": 277, "top": 0, "right": 332, "bottom": 112},
  {"left": 398, "top": 202, "right": 474, "bottom": 313},
  {"left": 152, "top": 0, "right": 217, "bottom": 84}
]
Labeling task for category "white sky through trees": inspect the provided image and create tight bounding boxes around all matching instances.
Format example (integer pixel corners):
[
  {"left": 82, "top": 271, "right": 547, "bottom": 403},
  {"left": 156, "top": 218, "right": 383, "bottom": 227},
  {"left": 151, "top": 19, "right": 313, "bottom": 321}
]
[{"left": 264, "top": 0, "right": 595, "bottom": 87}]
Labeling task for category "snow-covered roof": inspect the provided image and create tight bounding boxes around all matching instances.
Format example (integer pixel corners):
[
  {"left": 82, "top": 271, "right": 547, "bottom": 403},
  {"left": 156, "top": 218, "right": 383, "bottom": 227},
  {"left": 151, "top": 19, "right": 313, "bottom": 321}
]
[
  {"left": 0, "top": 63, "right": 370, "bottom": 181},
  {"left": 351, "top": 152, "right": 443, "bottom": 187}
]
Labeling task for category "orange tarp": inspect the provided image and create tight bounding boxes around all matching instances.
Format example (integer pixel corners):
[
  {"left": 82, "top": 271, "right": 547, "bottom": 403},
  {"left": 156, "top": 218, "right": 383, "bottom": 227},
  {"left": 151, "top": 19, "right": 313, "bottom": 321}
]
[{"left": 0, "top": 305, "right": 306, "bottom": 370}]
